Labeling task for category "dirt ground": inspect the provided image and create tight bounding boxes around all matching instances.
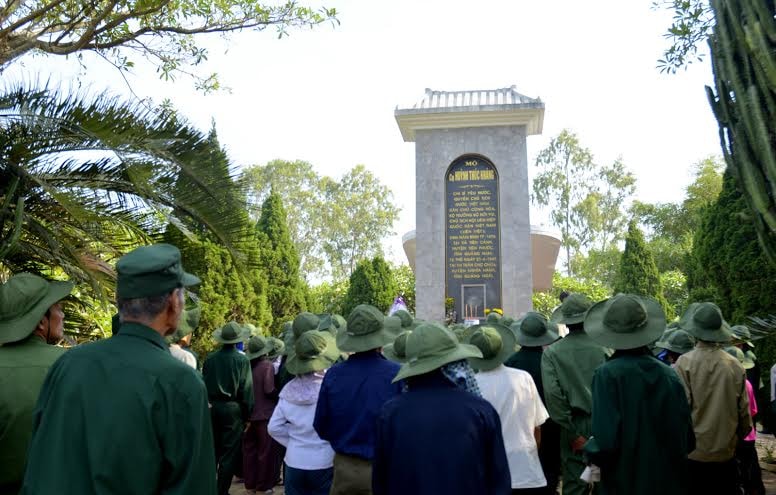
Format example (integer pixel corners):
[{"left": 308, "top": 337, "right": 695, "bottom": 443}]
[{"left": 228, "top": 434, "right": 776, "bottom": 494}]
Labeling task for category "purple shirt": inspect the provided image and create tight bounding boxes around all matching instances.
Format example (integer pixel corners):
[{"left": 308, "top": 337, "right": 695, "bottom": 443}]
[{"left": 250, "top": 359, "right": 277, "bottom": 421}]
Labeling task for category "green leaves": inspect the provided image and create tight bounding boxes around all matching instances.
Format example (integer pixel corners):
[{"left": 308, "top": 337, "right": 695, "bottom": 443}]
[
  {"left": 0, "top": 82, "right": 249, "bottom": 303},
  {"left": 0, "top": 0, "right": 339, "bottom": 92},
  {"left": 533, "top": 129, "right": 636, "bottom": 276},
  {"left": 244, "top": 161, "right": 400, "bottom": 281}
]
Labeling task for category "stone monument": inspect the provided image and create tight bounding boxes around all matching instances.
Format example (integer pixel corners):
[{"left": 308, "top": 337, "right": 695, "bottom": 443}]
[{"left": 395, "top": 86, "right": 546, "bottom": 322}]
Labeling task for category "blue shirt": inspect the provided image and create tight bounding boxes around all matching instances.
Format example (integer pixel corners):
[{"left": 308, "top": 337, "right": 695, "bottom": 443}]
[
  {"left": 372, "top": 371, "right": 511, "bottom": 495},
  {"left": 313, "top": 351, "right": 401, "bottom": 460}
]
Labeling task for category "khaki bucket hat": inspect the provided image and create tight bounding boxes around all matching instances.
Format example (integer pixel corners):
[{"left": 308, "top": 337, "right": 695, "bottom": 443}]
[{"left": 512, "top": 312, "right": 560, "bottom": 347}]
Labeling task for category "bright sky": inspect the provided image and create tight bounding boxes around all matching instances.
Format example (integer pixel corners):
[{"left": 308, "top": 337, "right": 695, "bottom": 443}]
[{"left": 7, "top": 0, "right": 721, "bottom": 267}]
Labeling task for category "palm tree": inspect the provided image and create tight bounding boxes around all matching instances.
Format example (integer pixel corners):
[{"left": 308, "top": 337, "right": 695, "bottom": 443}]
[{"left": 0, "top": 82, "right": 250, "bottom": 305}]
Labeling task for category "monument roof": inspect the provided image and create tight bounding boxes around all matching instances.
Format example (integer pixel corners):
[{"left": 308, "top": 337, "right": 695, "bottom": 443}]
[{"left": 395, "top": 85, "right": 545, "bottom": 142}]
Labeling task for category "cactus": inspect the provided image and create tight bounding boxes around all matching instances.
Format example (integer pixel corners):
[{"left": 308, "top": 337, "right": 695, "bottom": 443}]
[{"left": 707, "top": 0, "right": 776, "bottom": 263}]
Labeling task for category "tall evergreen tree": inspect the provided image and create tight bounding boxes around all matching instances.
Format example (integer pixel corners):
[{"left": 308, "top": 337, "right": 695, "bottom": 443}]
[
  {"left": 688, "top": 171, "right": 776, "bottom": 322},
  {"left": 343, "top": 256, "right": 396, "bottom": 315},
  {"left": 615, "top": 221, "right": 670, "bottom": 316},
  {"left": 257, "top": 191, "right": 306, "bottom": 332}
]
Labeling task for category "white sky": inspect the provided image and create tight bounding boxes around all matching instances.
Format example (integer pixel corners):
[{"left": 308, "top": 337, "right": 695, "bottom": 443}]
[{"left": 6, "top": 0, "right": 721, "bottom": 267}]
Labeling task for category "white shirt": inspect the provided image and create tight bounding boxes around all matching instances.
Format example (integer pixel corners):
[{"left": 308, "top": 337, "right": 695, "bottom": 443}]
[
  {"left": 268, "top": 373, "right": 334, "bottom": 470},
  {"left": 169, "top": 343, "right": 197, "bottom": 369},
  {"left": 476, "top": 364, "right": 549, "bottom": 489}
]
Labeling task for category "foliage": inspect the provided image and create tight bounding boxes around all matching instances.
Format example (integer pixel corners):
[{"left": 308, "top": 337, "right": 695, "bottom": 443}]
[
  {"left": 533, "top": 130, "right": 635, "bottom": 275},
  {"left": 256, "top": 191, "right": 306, "bottom": 333},
  {"left": 245, "top": 161, "right": 400, "bottom": 280},
  {"left": 342, "top": 256, "right": 397, "bottom": 315},
  {"left": 0, "top": 83, "right": 249, "bottom": 328},
  {"left": 688, "top": 171, "right": 776, "bottom": 322},
  {"left": 243, "top": 160, "right": 324, "bottom": 276},
  {"left": 391, "top": 263, "right": 416, "bottom": 315},
  {"left": 707, "top": 0, "right": 776, "bottom": 265},
  {"left": 653, "top": 0, "right": 714, "bottom": 73},
  {"left": 306, "top": 279, "right": 349, "bottom": 315},
  {"left": 569, "top": 247, "right": 622, "bottom": 290},
  {"left": 0, "top": 1, "right": 337, "bottom": 92},
  {"left": 615, "top": 221, "right": 671, "bottom": 317},
  {"left": 532, "top": 272, "right": 611, "bottom": 318},
  {"left": 165, "top": 225, "right": 272, "bottom": 356},
  {"left": 631, "top": 156, "right": 723, "bottom": 274},
  {"left": 660, "top": 269, "right": 689, "bottom": 320},
  {"left": 688, "top": 170, "right": 776, "bottom": 384}
]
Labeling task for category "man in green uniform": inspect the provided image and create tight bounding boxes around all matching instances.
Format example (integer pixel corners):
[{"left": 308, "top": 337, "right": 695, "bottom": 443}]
[
  {"left": 541, "top": 293, "right": 607, "bottom": 495},
  {"left": 583, "top": 294, "right": 695, "bottom": 495},
  {"left": 203, "top": 321, "right": 253, "bottom": 495},
  {"left": 21, "top": 243, "right": 215, "bottom": 495},
  {"left": 0, "top": 273, "right": 73, "bottom": 494}
]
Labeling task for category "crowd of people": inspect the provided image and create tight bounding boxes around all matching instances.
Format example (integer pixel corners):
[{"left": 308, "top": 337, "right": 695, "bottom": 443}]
[{"left": 0, "top": 242, "right": 769, "bottom": 495}]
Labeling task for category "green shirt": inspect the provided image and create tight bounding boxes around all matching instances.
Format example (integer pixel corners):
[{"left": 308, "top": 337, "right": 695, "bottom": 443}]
[
  {"left": 584, "top": 352, "right": 695, "bottom": 495},
  {"left": 541, "top": 330, "right": 608, "bottom": 436},
  {"left": 0, "top": 335, "right": 66, "bottom": 494},
  {"left": 21, "top": 323, "right": 216, "bottom": 495},
  {"left": 202, "top": 345, "right": 253, "bottom": 418}
]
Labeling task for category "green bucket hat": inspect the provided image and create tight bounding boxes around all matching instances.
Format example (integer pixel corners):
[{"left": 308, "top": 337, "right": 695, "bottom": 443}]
[
  {"left": 466, "top": 323, "right": 516, "bottom": 372},
  {"left": 213, "top": 321, "right": 251, "bottom": 344},
  {"left": 317, "top": 313, "right": 347, "bottom": 337},
  {"left": 731, "top": 325, "right": 754, "bottom": 347},
  {"left": 393, "top": 322, "right": 483, "bottom": 383},
  {"left": 167, "top": 303, "right": 202, "bottom": 344},
  {"left": 485, "top": 311, "right": 503, "bottom": 324},
  {"left": 293, "top": 312, "right": 320, "bottom": 339},
  {"left": 246, "top": 335, "right": 272, "bottom": 360},
  {"left": 338, "top": 304, "right": 401, "bottom": 353},
  {"left": 383, "top": 330, "right": 411, "bottom": 363},
  {"left": 0, "top": 273, "right": 74, "bottom": 345},
  {"left": 655, "top": 329, "right": 696, "bottom": 355},
  {"left": 116, "top": 243, "right": 200, "bottom": 299},
  {"left": 267, "top": 336, "right": 285, "bottom": 360},
  {"left": 393, "top": 310, "right": 420, "bottom": 332},
  {"left": 678, "top": 302, "right": 732, "bottom": 343},
  {"left": 724, "top": 346, "right": 755, "bottom": 369},
  {"left": 551, "top": 293, "right": 593, "bottom": 325},
  {"left": 584, "top": 294, "right": 666, "bottom": 350},
  {"left": 285, "top": 330, "right": 339, "bottom": 375},
  {"left": 512, "top": 312, "right": 560, "bottom": 347}
]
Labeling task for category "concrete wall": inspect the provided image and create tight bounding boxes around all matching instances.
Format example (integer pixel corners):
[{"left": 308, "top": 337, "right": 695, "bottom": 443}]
[{"left": 414, "top": 125, "right": 533, "bottom": 321}]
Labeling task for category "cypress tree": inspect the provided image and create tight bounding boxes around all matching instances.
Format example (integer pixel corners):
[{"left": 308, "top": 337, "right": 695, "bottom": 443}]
[
  {"left": 257, "top": 191, "right": 306, "bottom": 332},
  {"left": 615, "top": 220, "right": 671, "bottom": 316},
  {"left": 689, "top": 171, "right": 776, "bottom": 322},
  {"left": 343, "top": 255, "right": 396, "bottom": 315}
]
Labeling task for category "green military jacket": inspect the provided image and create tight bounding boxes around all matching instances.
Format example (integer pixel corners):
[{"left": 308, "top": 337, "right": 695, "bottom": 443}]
[
  {"left": 202, "top": 346, "right": 254, "bottom": 417},
  {"left": 584, "top": 352, "right": 695, "bottom": 495},
  {"left": 541, "top": 330, "right": 608, "bottom": 436},
  {"left": 21, "top": 323, "right": 216, "bottom": 495},
  {"left": 0, "top": 335, "right": 66, "bottom": 494}
]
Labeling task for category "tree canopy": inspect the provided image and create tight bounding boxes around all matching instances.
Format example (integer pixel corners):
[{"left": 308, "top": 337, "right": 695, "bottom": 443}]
[
  {"left": 0, "top": 0, "right": 337, "bottom": 92},
  {"left": 615, "top": 220, "right": 670, "bottom": 316},
  {"left": 245, "top": 161, "right": 400, "bottom": 280}
]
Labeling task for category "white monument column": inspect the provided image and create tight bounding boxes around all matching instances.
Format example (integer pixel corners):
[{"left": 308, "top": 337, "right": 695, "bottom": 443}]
[{"left": 395, "top": 86, "right": 545, "bottom": 322}]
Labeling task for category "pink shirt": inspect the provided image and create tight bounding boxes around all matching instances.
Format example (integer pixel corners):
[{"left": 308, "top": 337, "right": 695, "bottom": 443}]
[{"left": 745, "top": 379, "right": 758, "bottom": 442}]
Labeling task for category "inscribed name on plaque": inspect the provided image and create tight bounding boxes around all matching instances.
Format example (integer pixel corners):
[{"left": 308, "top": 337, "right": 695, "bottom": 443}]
[{"left": 445, "top": 155, "right": 502, "bottom": 322}]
